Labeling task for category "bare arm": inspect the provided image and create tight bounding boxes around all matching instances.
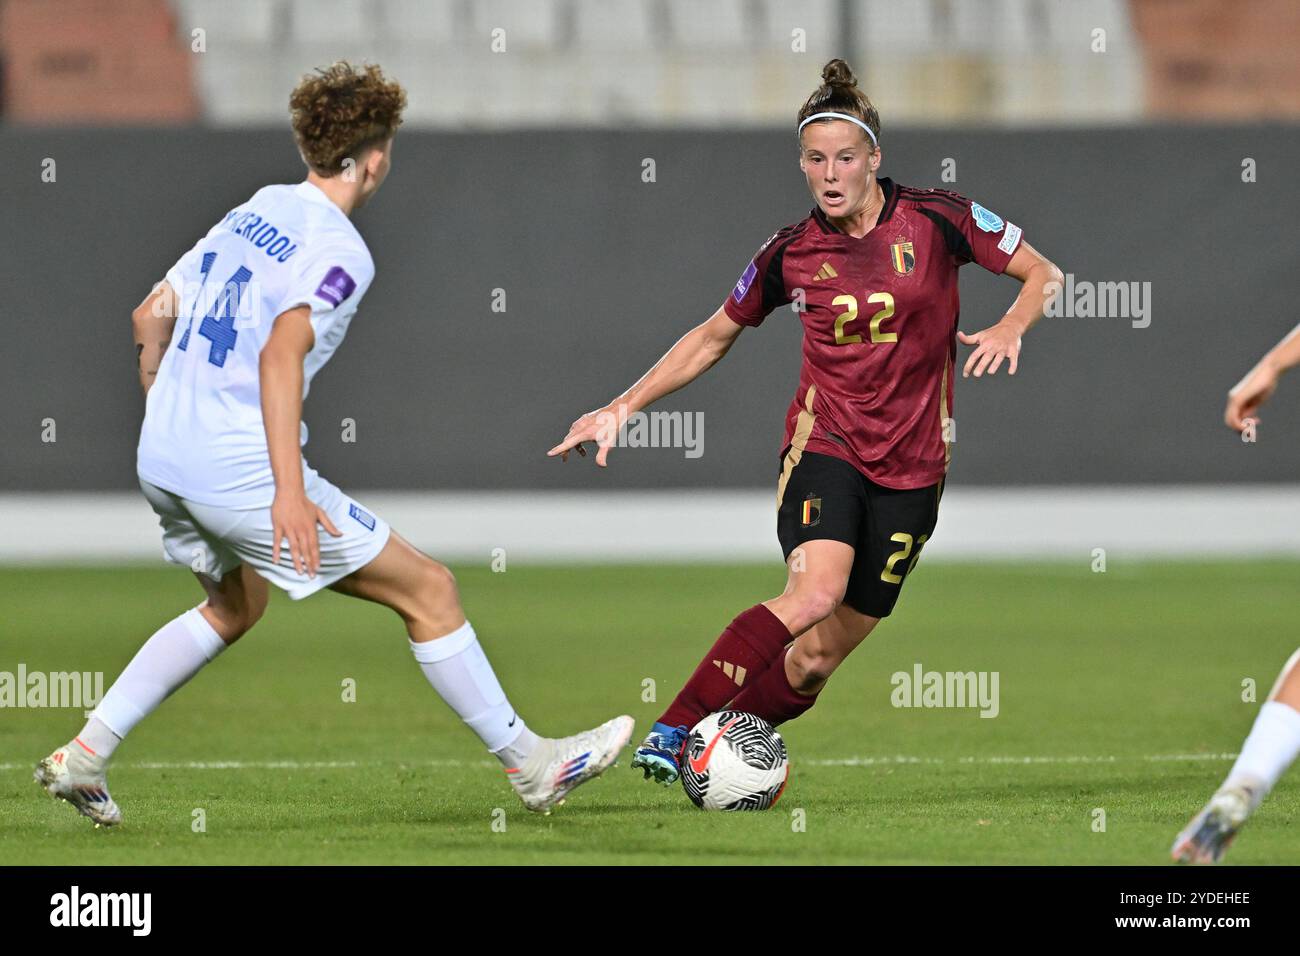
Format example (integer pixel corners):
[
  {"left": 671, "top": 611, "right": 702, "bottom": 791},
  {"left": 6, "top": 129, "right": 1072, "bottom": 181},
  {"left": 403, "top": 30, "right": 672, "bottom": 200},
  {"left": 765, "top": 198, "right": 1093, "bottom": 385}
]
[
  {"left": 1225, "top": 322, "right": 1300, "bottom": 431},
  {"left": 260, "top": 307, "right": 341, "bottom": 575},
  {"left": 132, "top": 282, "right": 180, "bottom": 395},
  {"left": 957, "top": 240, "right": 1063, "bottom": 378},
  {"left": 548, "top": 304, "right": 746, "bottom": 467},
  {"left": 611, "top": 305, "right": 745, "bottom": 416}
]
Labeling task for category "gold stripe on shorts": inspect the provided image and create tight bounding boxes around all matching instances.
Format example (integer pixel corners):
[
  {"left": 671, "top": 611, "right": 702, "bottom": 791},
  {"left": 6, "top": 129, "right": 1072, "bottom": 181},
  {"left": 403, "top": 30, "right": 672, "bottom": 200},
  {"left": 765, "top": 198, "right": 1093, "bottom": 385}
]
[{"left": 776, "top": 384, "right": 817, "bottom": 509}]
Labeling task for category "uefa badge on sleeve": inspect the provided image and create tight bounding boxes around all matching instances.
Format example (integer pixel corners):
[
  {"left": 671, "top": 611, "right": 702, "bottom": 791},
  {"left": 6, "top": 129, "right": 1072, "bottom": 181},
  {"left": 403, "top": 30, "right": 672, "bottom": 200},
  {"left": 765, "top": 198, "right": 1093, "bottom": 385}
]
[
  {"left": 970, "top": 202, "right": 1004, "bottom": 233},
  {"left": 732, "top": 260, "right": 758, "bottom": 303}
]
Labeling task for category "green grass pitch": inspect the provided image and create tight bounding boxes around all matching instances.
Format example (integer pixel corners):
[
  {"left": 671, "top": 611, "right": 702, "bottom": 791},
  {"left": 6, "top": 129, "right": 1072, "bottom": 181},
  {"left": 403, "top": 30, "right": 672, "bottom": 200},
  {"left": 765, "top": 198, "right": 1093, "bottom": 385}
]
[{"left": 2, "top": 560, "right": 1297, "bottom": 865}]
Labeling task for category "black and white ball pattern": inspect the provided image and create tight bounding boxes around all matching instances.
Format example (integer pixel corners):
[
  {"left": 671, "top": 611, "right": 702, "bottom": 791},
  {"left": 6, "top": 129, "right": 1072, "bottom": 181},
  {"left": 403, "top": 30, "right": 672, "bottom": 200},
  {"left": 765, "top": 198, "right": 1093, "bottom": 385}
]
[{"left": 680, "top": 711, "right": 790, "bottom": 811}]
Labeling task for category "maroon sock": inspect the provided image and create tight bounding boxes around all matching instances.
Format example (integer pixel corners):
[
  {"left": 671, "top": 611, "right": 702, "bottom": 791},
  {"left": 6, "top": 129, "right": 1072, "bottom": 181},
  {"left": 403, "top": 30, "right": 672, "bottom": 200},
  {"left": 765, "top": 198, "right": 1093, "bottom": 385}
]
[
  {"left": 658, "top": 604, "right": 792, "bottom": 730},
  {"left": 728, "top": 648, "right": 819, "bottom": 727}
]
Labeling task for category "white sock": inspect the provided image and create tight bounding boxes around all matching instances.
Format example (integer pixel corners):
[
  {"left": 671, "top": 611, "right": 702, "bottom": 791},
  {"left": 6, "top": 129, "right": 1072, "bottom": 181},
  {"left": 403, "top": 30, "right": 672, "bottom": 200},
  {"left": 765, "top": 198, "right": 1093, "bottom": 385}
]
[
  {"left": 1224, "top": 700, "right": 1300, "bottom": 805},
  {"left": 497, "top": 728, "right": 542, "bottom": 771},
  {"left": 90, "top": 607, "right": 228, "bottom": 746},
  {"left": 74, "top": 717, "right": 122, "bottom": 762},
  {"left": 409, "top": 620, "right": 538, "bottom": 765}
]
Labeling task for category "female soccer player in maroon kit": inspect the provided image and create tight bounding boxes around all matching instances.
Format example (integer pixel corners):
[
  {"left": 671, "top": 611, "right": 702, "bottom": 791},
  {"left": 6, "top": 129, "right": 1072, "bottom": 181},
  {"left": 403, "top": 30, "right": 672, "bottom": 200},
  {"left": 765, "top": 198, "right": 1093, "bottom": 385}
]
[{"left": 550, "top": 59, "right": 1063, "bottom": 786}]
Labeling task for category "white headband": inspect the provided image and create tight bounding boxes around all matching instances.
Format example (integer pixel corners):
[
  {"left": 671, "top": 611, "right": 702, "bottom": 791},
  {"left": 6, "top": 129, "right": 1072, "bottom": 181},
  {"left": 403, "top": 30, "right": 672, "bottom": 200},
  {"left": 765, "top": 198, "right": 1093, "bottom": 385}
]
[{"left": 797, "top": 111, "right": 877, "bottom": 146}]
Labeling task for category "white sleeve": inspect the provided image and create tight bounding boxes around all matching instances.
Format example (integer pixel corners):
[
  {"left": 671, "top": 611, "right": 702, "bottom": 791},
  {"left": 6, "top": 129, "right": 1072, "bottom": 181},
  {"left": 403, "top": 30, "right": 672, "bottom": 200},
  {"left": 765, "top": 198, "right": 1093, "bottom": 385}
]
[
  {"left": 163, "top": 232, "right": 211, "bottom": 295},
  {"left": 276, "top": 242, "right": 375, "bottom": 336}
]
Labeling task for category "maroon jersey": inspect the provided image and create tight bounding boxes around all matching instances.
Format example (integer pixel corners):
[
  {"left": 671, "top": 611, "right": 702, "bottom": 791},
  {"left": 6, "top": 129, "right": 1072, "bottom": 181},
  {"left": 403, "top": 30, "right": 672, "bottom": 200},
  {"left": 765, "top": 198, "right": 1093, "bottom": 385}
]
[{"left": 723, "top": 177, "right": 1023, "bottom": 490}]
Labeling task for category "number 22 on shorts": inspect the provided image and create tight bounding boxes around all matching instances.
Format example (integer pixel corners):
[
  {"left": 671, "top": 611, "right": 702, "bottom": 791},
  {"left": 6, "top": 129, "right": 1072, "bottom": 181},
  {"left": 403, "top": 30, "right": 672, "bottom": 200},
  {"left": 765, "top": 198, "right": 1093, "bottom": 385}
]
[{"left": 881, "top": 532, "right": 928, "bottom": 584}]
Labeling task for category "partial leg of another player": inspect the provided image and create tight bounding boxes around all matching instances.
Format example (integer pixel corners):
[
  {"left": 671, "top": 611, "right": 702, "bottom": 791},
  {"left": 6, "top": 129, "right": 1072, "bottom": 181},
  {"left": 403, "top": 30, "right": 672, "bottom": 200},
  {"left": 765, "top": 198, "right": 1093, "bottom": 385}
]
[
  {"left": 1172, "top": 648, "right": 1300, "bottom": 864},
  {"left": 632, "top": 539, "right": 855, "bottom": 785},
  {"left": 35, "top": 564, "right": 267, "bottom": 827},
  {"left": 328, "top": 530, "right": 633, "bottom": 813}
]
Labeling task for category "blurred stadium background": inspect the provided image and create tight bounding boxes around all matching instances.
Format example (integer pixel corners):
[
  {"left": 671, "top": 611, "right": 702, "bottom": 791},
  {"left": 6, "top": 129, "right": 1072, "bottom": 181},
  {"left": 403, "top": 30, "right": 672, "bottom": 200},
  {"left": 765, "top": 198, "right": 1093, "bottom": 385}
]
[{"left": 1, "top": 0, "right": 1297, "bottom": 563}]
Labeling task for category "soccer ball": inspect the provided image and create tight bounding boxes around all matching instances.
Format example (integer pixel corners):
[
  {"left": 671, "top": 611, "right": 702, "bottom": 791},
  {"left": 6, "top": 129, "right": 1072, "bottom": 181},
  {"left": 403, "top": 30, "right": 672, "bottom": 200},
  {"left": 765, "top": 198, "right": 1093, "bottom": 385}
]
[{"left": 679, "top": 711, "right": 789, "bottom": 811}]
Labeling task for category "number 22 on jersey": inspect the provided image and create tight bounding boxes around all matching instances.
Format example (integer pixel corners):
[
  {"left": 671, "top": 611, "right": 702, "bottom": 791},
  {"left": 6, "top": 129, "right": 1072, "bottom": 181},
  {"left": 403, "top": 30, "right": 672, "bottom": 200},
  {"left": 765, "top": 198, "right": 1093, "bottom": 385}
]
[{"left": 832, "top": 292, "right": 897, "bottom": 346}]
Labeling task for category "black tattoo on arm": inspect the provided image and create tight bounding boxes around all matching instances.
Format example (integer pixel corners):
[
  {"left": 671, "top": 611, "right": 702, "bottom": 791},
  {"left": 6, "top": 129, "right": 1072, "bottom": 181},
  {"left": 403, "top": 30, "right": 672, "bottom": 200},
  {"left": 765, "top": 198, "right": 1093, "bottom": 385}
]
[{"left": 137, "top": 341, "right": 168, "bottom": 377}]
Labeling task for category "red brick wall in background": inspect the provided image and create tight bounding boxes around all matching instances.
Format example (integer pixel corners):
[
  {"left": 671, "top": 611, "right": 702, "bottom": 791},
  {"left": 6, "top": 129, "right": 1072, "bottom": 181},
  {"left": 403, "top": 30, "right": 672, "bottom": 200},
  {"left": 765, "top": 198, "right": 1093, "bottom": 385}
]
[
  {"left": 1132, "top": 0, "right": 1300, "bottom": 118},
  {"left": 2, "top": 0, "right": 1297, "bottom": 124},
  {"left": 0, "top": 0, "right": 197, "bottom": 123}
]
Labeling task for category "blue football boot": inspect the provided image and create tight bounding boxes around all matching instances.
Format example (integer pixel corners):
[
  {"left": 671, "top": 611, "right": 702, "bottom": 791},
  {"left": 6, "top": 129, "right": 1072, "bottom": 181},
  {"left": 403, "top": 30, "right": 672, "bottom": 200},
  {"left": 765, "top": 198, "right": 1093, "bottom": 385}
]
[{"left": 630, "top": 721, "right": 689, "bottom": 785}]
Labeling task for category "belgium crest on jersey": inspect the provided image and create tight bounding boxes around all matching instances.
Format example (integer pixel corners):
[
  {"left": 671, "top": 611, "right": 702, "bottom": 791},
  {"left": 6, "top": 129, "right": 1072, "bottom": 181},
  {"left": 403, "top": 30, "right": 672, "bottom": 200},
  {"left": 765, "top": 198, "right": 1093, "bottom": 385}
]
[{"left": 890, "top": 238, "right": 915, "bottom": 276}]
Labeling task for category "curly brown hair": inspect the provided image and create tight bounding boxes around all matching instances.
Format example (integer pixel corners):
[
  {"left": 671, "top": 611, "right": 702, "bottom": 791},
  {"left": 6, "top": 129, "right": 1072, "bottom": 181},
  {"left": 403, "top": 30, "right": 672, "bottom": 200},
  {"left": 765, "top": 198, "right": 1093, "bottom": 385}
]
[
  {"left": 289, "top": 62, "right": 407, "bottom": 176},
  {"left": 797, "top": 58, "right": 881, "bottom": 146}
]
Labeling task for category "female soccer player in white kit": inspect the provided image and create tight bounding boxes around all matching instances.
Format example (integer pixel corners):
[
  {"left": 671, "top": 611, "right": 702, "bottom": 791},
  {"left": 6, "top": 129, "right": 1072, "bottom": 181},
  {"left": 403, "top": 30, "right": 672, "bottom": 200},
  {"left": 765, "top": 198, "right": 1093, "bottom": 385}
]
[
  {"left": 34, "top": 62, "right": 631, "bottom": 826},
  {"left": 1171, "top": 321, "right": 1300, "bottom": 863}
]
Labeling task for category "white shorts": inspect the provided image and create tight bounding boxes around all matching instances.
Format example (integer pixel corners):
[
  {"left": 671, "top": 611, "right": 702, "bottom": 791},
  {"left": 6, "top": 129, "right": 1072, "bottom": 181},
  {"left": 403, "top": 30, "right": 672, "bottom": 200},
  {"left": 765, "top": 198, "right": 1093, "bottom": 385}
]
[{"left": 139, "top": 473, "right": 392, "bottom": 600}]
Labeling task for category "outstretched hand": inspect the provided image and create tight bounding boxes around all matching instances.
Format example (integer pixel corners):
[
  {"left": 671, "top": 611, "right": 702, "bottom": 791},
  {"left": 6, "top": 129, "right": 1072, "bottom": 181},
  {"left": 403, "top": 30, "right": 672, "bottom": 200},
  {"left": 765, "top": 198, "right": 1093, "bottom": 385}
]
[
  {"left": 547, "top": 404, "right": 625, "bottom": 468},
  {"left": 958, "top": 321, "right": 1023, "bottom": 378},
  {"left": 1225, "top": 363, "right": 1278, "bottom": 432}
]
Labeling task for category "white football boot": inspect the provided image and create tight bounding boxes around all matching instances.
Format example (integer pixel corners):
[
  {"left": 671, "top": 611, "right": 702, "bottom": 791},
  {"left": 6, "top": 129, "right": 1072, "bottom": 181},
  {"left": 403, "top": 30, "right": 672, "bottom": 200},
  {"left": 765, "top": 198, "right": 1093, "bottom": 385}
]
[
  {"left": 506, "top": 715, "right": 634, "bottom": 814},
  {"left": 1171, "top": 785, "right": 1254, "bottom": 865},
  {"left": 34, "top": 741, "right": 122, "bottom": 827}
]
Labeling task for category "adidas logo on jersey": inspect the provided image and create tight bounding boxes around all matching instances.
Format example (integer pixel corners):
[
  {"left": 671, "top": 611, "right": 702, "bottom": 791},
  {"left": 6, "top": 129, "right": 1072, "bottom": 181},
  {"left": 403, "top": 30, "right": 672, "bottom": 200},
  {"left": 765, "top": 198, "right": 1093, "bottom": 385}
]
[{"left": 811, "top": 261, "right": 838, "bottom": 281}]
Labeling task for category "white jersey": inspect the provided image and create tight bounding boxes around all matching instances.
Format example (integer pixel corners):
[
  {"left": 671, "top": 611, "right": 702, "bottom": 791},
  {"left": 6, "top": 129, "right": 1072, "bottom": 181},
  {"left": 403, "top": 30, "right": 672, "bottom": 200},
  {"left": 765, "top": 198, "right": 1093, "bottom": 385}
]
[{"left": 137, "top": 181, "right": 374, "bottom": 507}]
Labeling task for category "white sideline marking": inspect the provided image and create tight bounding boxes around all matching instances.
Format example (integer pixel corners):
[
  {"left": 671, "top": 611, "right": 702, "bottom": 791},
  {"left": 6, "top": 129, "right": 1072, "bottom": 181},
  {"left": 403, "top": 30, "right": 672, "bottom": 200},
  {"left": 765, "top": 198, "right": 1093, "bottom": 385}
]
[
  {"left": 0, "top": 753, "right": 1239, "bottom": 772},
  {"left": 3, "top": 486, "right": 1300, "bottom": 561}
]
